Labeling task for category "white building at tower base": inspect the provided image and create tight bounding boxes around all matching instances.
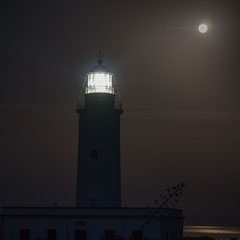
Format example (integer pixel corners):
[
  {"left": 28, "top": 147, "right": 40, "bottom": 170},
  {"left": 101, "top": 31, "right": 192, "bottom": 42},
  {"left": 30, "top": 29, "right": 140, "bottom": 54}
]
[{"left": 1, "top": 207, "right": 183, "bottom": 240}]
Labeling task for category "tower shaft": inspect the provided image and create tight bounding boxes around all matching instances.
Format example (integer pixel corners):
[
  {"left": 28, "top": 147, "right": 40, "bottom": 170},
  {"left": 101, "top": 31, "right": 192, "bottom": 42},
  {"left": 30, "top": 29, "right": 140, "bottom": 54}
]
[{"left": 76, "top": 93, "right": 122, "bottom": 208}]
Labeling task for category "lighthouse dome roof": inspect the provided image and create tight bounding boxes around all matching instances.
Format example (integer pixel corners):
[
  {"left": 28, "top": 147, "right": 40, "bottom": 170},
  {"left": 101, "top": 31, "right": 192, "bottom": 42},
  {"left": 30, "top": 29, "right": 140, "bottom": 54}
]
[
  {"left": 89, "top": 64, "right": 110, "bottom": 73},
  {"left": 88, "top": 57, "right": 111, "bottom": 74}
]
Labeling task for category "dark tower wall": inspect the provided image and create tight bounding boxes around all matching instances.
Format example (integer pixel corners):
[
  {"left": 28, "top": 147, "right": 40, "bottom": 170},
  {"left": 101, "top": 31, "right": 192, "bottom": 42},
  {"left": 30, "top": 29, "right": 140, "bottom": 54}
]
[{"left": 76, "top": 93, "right": 123, "bottom": 208}]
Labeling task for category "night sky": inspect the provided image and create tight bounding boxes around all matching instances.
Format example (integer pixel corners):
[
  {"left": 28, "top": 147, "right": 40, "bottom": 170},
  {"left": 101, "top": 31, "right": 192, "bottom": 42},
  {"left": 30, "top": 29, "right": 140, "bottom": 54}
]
[{"left": 1, "top": 0, "right": 240, "bottom": 226}]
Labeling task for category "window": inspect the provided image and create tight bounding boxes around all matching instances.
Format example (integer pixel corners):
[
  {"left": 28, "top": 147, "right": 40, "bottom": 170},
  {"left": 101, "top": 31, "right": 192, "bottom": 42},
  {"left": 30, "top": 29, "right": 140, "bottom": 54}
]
[
  {"left": 47, "top": 229, "right": 57, "bottom": 240},
  {"left": 130, "top": 230, "right": 142, "bottom": 240},
  {"left": 20, "top": 229, "right": 30, "bottom": 240},
  {"left": 90, "top": 198, "right": 97, "bottom": 208},
  {"left": 75, "top": 230, "right": 87, "bottom": 240},
  {"left": 91, "top": 149, "right": 98, "bottom": 159},
  {"left": 166, "top": 230, "right": 168, "bottom": 240}
]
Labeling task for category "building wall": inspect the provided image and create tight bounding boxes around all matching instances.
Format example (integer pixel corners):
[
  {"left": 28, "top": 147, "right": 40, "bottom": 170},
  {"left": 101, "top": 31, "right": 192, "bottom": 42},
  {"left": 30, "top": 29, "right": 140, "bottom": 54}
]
[{"left": 2, "top": 208, "right": 184, "bottom": 240}]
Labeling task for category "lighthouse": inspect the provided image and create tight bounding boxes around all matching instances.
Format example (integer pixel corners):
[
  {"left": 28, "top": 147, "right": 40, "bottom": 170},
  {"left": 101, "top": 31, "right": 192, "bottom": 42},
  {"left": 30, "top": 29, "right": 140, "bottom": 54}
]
[
  {"left": 76, "top": 55, "right": 123, "bottom": 208},
  {"left": 2, "top": 54, "right": 184, "bottom": 240}
]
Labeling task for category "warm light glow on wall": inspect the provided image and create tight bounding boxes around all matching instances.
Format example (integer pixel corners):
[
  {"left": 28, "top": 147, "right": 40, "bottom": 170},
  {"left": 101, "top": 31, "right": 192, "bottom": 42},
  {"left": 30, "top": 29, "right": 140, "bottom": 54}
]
[{"left": 86, "top": 72, "right": 114, "bottom": 94}]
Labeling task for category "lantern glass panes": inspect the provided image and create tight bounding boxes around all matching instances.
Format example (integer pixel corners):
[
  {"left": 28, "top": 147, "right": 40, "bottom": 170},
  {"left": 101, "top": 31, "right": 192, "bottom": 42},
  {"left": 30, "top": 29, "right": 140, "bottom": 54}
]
[{"left": 86, "top": 72, "right": 114, "bottom": 94}]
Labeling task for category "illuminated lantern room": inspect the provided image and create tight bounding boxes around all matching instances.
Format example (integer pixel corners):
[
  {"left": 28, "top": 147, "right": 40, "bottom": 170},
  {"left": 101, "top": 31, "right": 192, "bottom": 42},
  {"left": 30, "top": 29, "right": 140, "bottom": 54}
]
[{"left": 85, "top": 54, "right": 114, "bottom": 94}]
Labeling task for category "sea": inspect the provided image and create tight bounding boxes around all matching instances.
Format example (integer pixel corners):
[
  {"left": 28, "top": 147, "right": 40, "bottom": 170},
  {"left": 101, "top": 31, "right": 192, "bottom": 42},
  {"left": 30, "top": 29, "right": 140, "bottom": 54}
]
[{"left": 184, "top": 226, "right": 240, "bottom": 240}]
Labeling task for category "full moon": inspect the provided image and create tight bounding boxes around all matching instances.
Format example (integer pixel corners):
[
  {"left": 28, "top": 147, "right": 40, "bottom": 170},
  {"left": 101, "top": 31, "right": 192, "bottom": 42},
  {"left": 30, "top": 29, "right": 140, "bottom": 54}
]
[{"left": 198, "top": 23, "right": 208, "bottom": 33}]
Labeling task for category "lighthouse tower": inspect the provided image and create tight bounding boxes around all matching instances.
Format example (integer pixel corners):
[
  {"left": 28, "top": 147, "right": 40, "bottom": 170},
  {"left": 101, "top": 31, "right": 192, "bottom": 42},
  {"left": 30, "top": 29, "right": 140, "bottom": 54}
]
[
  {"left": 76, "top": 55, "right": 123, "bottom": 208},
  {"left": 2, "top": 54, "right": 184, "bottom": 240}
]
